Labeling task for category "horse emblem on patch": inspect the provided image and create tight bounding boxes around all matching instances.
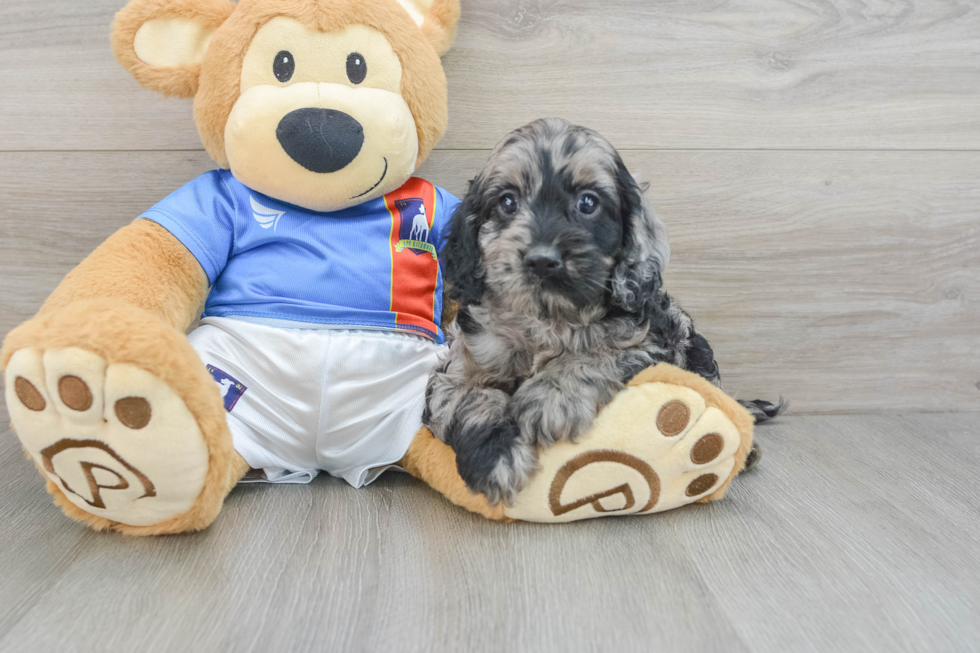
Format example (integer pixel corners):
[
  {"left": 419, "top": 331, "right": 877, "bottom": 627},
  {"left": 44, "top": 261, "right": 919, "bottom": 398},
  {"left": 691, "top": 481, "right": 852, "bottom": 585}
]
[
  {"left": 394, "top": 198, "right": 437, "bottom": 259},
  {"left": 206, "top": 364, "right": 247, "bottom": 412}
]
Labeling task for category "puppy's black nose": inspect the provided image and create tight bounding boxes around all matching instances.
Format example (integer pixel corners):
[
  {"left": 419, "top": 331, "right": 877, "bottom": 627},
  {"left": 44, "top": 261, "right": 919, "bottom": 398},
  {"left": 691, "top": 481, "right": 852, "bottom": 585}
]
[
  {"left": 276, "top": 108, "right": 364, "bottom": 173},
  {"left": 525, "top": 248, "right": 564, "bottom": 277}
]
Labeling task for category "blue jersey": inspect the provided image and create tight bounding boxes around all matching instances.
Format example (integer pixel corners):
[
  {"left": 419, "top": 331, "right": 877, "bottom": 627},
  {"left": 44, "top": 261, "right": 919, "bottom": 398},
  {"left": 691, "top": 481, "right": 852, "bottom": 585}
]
[{"left": 142, "top": 170, "right": 460, "bottom": 343}]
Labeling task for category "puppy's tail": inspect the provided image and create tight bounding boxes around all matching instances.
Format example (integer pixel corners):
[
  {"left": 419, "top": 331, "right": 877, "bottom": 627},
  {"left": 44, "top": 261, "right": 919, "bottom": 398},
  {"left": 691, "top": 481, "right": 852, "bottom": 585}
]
[
  {"left": 738, "top": 397, "right": 787, "bottom": 424},
  {"left": 736, "top": 398, "right": 786, "bottom": 472}
]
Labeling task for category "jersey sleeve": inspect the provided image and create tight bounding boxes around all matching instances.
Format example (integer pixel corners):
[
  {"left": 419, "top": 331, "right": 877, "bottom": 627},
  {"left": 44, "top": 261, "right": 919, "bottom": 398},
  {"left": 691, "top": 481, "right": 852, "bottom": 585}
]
[
  {"left": 432, "top": 186, "right": 462, "bottom": 255},
  {"left": 139, "top": 170, "right": 237, "bottom": 285}
]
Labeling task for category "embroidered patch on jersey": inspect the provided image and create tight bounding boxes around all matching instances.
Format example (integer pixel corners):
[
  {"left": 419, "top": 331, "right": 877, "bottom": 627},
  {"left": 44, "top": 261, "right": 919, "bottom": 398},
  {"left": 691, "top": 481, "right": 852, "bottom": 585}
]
[
  {"left": 385, "top": 179, "right": 441, "bottom": 339},
  {"left": 393, "top": 198, "right": 437, "bottom": 259},
  {"left": 250, "top": 196, "right": 285, "bottom": 231},
  {"left": 206, "top": 364, "right": 247, "bottom": 412}
]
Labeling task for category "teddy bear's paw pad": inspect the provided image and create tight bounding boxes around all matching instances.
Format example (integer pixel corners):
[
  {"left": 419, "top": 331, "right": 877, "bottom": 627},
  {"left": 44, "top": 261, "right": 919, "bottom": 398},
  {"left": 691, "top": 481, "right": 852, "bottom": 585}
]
[
  {"left": 503, "top": 381, "right": 743, "bottom": 523},
  {"left": 5, "top": 347, "right": 210, "bottom": 527}
]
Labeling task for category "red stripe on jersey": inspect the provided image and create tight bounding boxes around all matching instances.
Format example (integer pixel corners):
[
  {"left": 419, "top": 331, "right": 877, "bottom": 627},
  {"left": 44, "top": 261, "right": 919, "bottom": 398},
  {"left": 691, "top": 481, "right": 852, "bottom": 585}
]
[{"left": 385, "top": 178, "right": 440, "bottom": 338}]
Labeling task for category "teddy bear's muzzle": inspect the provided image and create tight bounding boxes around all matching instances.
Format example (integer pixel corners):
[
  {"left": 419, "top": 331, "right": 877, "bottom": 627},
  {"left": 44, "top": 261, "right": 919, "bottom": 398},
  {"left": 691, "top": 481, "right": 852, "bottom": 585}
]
[{"left": 276, "top": 107, "right": 365, "bottom": 174}]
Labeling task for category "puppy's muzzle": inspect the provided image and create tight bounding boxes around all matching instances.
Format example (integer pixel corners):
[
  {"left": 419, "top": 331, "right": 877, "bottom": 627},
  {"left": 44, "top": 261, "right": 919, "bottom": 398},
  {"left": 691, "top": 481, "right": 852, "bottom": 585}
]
[
  {"left": 276, "top": 108, "right": 364, "bottom": 173},
  {"left": 525, "top": 247, "right": 564, "bottom": 278}
]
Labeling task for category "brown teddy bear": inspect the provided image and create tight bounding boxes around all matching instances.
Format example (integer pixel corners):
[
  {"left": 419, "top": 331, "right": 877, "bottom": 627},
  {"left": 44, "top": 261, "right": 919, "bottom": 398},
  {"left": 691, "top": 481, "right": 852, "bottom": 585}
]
[{"left": 2, "top": 0, "right": 755, "bottom": 534}]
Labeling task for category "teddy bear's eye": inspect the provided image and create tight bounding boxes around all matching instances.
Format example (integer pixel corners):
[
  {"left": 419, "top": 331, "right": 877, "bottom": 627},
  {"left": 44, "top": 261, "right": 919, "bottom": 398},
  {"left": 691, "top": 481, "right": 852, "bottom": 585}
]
[
  {"left": 346, "top": 52, "right": 367, "bottom": 85},
  {"left": 273, "top": 51, "right": 295, "bottom": 83}
]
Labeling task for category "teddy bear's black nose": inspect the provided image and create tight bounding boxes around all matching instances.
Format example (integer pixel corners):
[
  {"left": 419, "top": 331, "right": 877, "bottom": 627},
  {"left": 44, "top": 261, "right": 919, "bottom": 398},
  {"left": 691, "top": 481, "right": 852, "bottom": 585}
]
[{"left": 276, "top": 108, "right": 364, "bottom": 173}]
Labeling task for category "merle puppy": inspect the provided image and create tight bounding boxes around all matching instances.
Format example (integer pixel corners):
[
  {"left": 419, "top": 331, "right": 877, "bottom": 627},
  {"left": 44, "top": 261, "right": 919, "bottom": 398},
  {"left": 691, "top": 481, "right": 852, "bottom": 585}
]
[{"left": 424, "top": 118, "right": 782, "bottom": 505}]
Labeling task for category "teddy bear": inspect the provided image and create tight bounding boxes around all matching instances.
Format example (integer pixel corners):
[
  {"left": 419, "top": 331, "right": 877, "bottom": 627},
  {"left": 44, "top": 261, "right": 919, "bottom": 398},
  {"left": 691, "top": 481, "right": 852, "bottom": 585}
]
[{"left": 1, "top": 0, "right": 756, "bottom": 534}]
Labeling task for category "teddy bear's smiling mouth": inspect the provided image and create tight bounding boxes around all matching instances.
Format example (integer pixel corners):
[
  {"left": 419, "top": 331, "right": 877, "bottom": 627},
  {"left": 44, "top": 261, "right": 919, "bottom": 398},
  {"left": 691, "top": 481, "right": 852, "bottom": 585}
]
[{"left": 350, "top": 157, "right": 388, "bottom": 199}]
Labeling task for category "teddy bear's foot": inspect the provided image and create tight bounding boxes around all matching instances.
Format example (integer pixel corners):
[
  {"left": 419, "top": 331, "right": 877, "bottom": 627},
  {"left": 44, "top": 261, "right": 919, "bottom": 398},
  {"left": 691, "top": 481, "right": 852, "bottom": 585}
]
[
  {"left": 7, "top": 347, "right": 212, "bottom": 528},
  {"left": 503, "top": 364, "right": 754, "bottom": 523},
  {"left": 3, "top": 301, "right": 244, "bottom": 534}
]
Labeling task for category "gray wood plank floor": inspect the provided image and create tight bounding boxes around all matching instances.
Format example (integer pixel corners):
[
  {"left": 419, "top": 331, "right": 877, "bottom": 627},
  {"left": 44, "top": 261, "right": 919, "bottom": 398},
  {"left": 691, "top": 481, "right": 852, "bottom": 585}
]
[{"left": 1, "top": 413, "right": 977, "bottom": 653}]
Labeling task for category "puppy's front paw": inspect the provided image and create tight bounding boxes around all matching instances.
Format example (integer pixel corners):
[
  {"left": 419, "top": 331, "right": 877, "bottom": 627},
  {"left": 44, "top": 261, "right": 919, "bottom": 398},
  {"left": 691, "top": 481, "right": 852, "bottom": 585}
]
[
  {"left": 450, "top": 419, "right": 536, "bottom": 506},
  {"left": 511, "top": 378, "right": 597, "bottom": 447}
]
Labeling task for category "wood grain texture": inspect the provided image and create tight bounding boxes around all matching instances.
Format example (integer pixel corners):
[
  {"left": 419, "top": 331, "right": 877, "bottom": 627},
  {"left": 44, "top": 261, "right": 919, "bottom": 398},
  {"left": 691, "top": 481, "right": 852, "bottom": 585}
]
[
  {"left": 1, "top": 150, "right": 977, "bottom": 413},
  {"left": 1, "top": 0, "right": 979, "bottom": 151},
  {"left": 1, "top": 413, "right": 978, "bottom": 652}
]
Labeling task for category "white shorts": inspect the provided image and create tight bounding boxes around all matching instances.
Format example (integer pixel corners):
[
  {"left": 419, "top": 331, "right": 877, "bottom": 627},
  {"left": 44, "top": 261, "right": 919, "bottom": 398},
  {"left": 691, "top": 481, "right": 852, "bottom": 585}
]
[{"left": 187, "top": 317, "right": 444, "bottom": 487}]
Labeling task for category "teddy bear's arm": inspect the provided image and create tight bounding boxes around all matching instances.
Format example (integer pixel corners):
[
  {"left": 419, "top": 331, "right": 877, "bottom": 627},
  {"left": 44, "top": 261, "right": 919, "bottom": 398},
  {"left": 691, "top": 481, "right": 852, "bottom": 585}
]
[
  {"left": 38, "top": 219, "right": 209, "bottom": 333},
  {"left": 1, "top": 217, "right": 242, "bottom": 535}
]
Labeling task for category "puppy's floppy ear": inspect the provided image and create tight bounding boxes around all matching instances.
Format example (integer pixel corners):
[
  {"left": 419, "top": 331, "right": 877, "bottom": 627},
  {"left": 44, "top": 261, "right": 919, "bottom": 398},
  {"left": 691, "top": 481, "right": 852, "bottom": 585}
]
[
  {"left": 111, "top": 0, "right": 235, "bottom": 98},
  {"left": 610, "top": 162, "right": 671, "bottom": 313},
  {"left": 442, "top": 175, "right": 488, "bottom": 306},
  {"left": 395, "top": 0, "right": 461, "bottom": 56}
]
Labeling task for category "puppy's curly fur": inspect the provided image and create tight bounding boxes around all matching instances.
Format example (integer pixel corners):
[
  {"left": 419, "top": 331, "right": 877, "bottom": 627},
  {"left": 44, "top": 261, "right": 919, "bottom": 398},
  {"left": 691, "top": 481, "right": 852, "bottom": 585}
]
[{"left": 424, "top": 119, "right": 782, "bottom": 505}]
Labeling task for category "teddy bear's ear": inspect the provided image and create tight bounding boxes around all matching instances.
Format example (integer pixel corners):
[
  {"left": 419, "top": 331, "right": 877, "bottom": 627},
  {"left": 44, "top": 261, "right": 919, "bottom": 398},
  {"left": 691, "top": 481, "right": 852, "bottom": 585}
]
[
  {"left": 396, "top": 0, "right": 461, "bottom": 56},
  {"left": 111, "top": 0, "right": 236, "bottom": 98}
]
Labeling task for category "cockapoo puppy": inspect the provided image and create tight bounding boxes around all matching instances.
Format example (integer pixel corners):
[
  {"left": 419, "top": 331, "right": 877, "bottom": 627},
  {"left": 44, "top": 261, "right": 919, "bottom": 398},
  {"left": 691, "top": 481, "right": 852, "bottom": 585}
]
[{"left": 424, "top": 118, "right": 782, "bottom": 504}]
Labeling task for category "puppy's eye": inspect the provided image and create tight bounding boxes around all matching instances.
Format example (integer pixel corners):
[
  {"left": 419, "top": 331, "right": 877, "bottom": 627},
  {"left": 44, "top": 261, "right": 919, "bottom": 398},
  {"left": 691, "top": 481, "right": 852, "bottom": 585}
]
[
  {"left": 499, "top": 193, "right": 519, "bottom": 215},
  {"left": 273, "top": 51, "right": 295, "bottom": 83},
  {"left": 347, "top": 53, "right": 367, "bottom": 84},
  {"left": 577, "top": 192, "right": 600, "bottom": 216}
]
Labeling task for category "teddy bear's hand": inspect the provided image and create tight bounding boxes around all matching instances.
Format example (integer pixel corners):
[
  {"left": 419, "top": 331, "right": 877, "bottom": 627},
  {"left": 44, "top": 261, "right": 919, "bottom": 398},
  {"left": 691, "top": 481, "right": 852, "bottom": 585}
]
[{"left": 2, "top": 300, "right": 238, "bottom": 534}]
